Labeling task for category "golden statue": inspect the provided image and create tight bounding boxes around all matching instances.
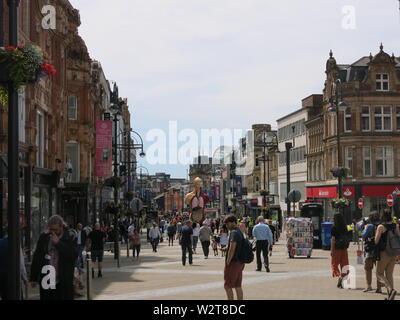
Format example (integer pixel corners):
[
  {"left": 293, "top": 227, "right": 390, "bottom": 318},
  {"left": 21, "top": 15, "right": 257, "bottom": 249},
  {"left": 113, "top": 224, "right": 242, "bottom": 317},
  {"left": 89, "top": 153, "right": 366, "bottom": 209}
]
[{"left": 184, "top": 177, "right": 209, "bottom": 225}]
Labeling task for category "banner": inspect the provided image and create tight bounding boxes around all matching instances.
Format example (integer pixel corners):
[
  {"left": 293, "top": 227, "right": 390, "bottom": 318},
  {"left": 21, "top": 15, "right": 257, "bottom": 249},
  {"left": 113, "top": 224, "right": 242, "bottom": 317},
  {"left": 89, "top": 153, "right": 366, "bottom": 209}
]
[
  {"left": 95, "top": 121, "right": 113, "bottom": 177},
  {"left": 215, "top": 185, "right": 220, "bottom": 201}
]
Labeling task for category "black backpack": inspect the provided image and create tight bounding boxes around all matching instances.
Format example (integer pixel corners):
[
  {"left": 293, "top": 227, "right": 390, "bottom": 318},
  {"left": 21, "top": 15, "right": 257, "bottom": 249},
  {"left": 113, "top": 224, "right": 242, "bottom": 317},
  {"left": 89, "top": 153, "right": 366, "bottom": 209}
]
[
  {"left": 237, "top": 230, "right": 254, "bottom": 264},
  {"left": 335, "top": 233, "right": 349, "bottom": 250}
]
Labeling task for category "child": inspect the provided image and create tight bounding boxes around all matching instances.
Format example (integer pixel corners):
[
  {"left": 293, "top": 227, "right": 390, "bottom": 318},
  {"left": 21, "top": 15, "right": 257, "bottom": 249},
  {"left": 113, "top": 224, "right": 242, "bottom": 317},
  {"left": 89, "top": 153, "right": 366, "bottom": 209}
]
[{"left": 211, "top": 236, "right": 219, "bottom": 256}]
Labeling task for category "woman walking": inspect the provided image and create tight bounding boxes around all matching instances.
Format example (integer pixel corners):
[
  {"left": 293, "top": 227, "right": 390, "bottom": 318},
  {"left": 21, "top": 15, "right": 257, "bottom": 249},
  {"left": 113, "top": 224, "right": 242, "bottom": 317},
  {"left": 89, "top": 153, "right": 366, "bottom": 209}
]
[
  {"left": 331, "top": 213, "right": 350, "bottom": 289},
  {"left": 374, "top": 209, "right": 400, "bottom": 300},
  {"left": 219, "top": 224, "right": 229, "bottom": 257},
  {"left": 192, "top": 223, "right": 201, "bottom": 254},
  {"left": 131, "top": 231, "right": 141, "bottom": 259}
]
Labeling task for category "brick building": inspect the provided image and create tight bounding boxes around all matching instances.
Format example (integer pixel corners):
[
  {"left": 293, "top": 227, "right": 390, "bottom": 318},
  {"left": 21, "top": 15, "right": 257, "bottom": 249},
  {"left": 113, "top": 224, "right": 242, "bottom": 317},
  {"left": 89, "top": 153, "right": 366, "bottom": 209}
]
[{"left": 306, "top": 45, "right": 400, "bottom": 222}]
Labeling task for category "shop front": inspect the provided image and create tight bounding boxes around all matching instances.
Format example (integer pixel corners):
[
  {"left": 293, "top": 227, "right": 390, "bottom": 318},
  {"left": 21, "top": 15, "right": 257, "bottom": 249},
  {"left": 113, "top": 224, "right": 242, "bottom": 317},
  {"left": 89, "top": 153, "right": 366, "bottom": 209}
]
[
  {"left": 306, "top": 185, "right": 356, "bottom": 224},
  {"left": 360, "top": 185, "right": 400, "bottom": 218}
]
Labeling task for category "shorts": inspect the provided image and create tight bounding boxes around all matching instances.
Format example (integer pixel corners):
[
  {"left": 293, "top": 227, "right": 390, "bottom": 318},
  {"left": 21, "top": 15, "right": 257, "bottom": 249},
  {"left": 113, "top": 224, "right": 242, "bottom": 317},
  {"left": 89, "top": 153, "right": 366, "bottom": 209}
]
[
  {"left": 91, "top": 249, "right": 104, "bottom": 262},
  {"left": 224, "top": 261, "right": 245, "bottom": 289}
]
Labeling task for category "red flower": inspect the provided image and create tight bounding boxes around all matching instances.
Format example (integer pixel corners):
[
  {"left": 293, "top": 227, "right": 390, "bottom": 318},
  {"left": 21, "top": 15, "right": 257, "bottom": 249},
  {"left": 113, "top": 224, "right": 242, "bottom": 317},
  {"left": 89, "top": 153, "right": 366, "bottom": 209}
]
[
  {"left": 41, "top": 63, "right": 57, "bottom": 77},
  {"left": 5, "top": 46, "right": 15, "bottom": 51}
]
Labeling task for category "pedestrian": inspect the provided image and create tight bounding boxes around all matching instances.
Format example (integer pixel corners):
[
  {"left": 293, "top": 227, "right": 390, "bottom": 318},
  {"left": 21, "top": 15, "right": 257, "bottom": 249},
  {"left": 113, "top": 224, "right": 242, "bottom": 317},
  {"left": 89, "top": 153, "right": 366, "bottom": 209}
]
[
  {"left": 212, "top": 236, "right": 219, "bottom": 256},
  {"left": 180, "top": 220, "right": 193, "bottom": 266},
  {"left": 248, "top": 219, "right": 254, "bottom": 240},
  {"left": 252, "top": 216, "right": 273, "bottom": 272},
  {"left": 210, "top": 219, "right": 216, "bottom": 234},
  {"left": 224, "top": 214, "right": 245, "bottom": 300},
  {"left": 149, "top": 223, "right": 161, "bottom": 252},
  {"left": 176, "top": 220, "right": 183, "bottom": 241},
  {"left": 219, "top": 224, "right": 229, "bottom": 257},
  {"left": 131, "top": 231, "right": 141, "bottom": 259},
  {"left": 192, "top": 222, "right": 200, "bottom": 254},
  {"left": 0, "top": 227, "right": 29, "bottom": 300},
  {"left": 374, "top": 209, "right": 400, "bottom": 300},
  {"left": 167, "top": 221, "right": 177, "bottom": 246},
  {"left": 331, "top": 213, "right": 350, "bottom": 289},
  {"left": 216, "top": 217, "right": 221, "bottom": 234},
  {"left": 267, "top": 220, "right": 276, "bottom": 245},
  {"left": 68, "top": 228, "right": 84, "bottom": 298},
  {"left": 75, "top": 223, "right": 87, "bottom": 269},
  {"left": 30, "top": 215, "right": 77, "bottom": 300},
  {"left": 362, "top": 211, "right": 382, "bottom": 293},
  {"left": 86, "top": 223, "right": 107, "bottom": 278},
  {"left": 199, "top": 223, "right": 212, "bottom": 259}
]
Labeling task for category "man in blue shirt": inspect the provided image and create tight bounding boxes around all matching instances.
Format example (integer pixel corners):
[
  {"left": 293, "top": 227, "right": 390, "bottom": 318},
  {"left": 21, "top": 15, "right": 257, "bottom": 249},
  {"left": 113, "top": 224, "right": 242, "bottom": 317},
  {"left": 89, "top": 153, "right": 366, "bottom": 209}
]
[{"left": 252, "top": 216, "right": 273, "bottom": 272}]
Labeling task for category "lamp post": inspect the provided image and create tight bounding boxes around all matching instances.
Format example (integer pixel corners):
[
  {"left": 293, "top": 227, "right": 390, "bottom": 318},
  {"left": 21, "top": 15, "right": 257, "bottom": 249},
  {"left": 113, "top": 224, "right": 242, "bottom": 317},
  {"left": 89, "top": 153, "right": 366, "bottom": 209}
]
[
  {"left": 7, "top": 0, "right": 21, "bottom": 300},
  {"left": 328, "top": 79, "right": 348, "bottom": 207}
]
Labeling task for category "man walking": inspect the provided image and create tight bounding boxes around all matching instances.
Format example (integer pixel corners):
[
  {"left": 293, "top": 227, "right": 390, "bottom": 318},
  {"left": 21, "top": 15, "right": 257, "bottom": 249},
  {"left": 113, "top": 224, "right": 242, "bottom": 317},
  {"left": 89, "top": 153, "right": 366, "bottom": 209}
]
[
  {"left": 149, "top": 223, "right": 161, "bottom": 252},
  {"left": 199, "top": 223, "right": 212, "bottom": 259},
  {"left": 252, "top": 216, "right": 273, "bottom": 272},
  {"left": 224, "top": 214, "right": 245, "bottom": 300},
  {"left": 30, "top": 215, "right": 77, "bottom": 300},
  {"left": 181, "top": 220, "right": 193, "bottom": 266},
  {"left": 86, "top": 223, "right": 107, "bottom": 278}
]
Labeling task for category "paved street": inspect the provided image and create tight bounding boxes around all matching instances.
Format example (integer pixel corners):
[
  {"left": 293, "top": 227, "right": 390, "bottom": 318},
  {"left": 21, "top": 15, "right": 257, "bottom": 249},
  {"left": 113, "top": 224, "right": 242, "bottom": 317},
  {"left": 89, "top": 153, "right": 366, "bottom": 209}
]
[{"left": 26, "top": 231, "right": 400, "bottom": 300}]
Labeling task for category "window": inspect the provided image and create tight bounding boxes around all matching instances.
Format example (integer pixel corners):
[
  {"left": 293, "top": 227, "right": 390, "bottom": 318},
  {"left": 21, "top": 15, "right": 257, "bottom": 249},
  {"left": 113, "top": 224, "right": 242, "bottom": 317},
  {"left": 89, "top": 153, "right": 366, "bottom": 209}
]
[
  {"left": 361, "top": 106, "right": 370, "bottom": 131},
  {"left": 363, "top": 147, "right": 371, "bottom": 177},
  {"left": 68, "top": 96, "right": 77, "bottom": 120},
  {"left": 376, "top": 146, "right": 393, "bottom": 176},
  {"left": 66, "top": 142, "right": 80, "bottom": 182},
  {"left": 376, "top": 74, "right": 389, "bottom": 91},
  {"left": 396, "top": 107, "right": 400, "bottom": 131},
  {"left": 374, "top": 106, "right": 392, "bottom": 131},
  {"left": 344, "top": 107, "right": 352, "bottom": 132},
  {"left": 18, "top": 87, "right": 26, "bottom": 142},
  {"left": 345, "top": 147, "right": 353, "bottom": 177},
  {"left": 36, "top": 112, "right": 44, "bottom": 167}
]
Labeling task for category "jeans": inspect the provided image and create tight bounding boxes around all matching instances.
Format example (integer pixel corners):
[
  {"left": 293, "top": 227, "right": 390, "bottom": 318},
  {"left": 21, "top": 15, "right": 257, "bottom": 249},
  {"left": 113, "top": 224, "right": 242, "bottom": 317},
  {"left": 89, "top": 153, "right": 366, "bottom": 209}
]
[
  {"left": 168, "top": 234, "right": 175, "bottom": 246},
  {"left": 192, "top": 236, "right": 199, "bottom": 250},
  {"left": 151, "top": 238, "right": 159, "bottom": 251},
  {"left": 181, "top": 242, "right": 193, "bottom": 265},
  {"left": 201, "top": 241, "right": 210, "bottom": 257},
  {"left": 256, "top": 240, "right": 269, "bottom": 270},
  {"left": 132, "top": 245, "right": 141, "bottom": 257},
  {"left": 77, "top": 245, "right": 85, "bottom": 268}
]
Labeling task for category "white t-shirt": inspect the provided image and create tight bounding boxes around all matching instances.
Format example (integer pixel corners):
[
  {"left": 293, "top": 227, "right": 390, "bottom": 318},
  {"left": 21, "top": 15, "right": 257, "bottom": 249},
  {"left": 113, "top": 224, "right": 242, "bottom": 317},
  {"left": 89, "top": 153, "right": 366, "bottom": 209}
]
[
  {"left": 220, "top": 233, "right": 229, "bottom": 246},
  {"left": 193, "top": 225, "right": 201, "bottom": 237}
]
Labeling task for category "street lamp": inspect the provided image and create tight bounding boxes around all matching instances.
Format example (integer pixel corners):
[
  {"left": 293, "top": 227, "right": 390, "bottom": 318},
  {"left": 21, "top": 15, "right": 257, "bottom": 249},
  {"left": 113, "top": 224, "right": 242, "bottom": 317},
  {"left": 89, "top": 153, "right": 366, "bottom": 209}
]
[
  {"left": 110, "top": 102, "right": 123, "bottom": 267},
  {"left": 328, "top": 79, "right": 348, "bottom": 202},
  {"left": 6, "top": 0, "right": 21, "bottom": 301}
]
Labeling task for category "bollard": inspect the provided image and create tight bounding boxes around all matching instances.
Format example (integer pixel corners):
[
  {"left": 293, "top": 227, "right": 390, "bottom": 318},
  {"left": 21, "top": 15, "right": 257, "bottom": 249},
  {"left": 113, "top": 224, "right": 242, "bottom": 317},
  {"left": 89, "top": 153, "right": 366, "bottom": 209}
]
[{"left": 86, "top": 254, "right": 91, "bottom": 300}]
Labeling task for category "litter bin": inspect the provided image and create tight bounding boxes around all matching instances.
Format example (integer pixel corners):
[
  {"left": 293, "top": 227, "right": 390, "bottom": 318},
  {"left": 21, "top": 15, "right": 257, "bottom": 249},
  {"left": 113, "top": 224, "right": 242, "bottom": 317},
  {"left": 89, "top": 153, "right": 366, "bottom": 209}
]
[{"left": 321, "top": 222, "right": 333, "bottom": 250}]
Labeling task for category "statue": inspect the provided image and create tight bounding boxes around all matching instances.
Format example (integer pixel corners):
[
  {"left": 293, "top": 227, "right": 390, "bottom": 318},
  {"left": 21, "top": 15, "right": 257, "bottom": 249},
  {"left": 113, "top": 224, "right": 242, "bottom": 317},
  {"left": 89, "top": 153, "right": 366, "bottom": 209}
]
[{"left": 184, "top": 177, "right": 209, "bottom": 225}]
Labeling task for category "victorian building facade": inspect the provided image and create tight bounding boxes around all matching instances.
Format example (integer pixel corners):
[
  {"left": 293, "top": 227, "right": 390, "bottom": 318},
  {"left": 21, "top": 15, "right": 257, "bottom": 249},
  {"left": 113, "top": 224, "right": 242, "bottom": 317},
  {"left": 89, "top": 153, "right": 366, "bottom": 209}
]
[{"left": 305, "top": 45, "right": 400, "bottom": 222}]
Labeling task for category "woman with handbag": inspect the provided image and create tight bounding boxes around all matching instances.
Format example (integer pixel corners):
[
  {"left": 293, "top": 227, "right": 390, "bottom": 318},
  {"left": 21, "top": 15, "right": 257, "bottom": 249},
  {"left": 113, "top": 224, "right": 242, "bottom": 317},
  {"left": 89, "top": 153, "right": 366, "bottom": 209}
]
[{"left": 330, "top": 213, "right": 350, "bottom": 289}]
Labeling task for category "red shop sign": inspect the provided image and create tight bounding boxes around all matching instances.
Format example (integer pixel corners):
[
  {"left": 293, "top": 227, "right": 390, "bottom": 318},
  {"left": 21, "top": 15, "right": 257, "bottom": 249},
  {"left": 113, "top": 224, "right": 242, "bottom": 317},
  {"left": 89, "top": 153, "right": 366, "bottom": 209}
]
[
  {"left": 362, "top": 186, "right": 400, "bottom": 198},
  {"left": 307, "top": 186, "right": 355, "bottom": 199}
]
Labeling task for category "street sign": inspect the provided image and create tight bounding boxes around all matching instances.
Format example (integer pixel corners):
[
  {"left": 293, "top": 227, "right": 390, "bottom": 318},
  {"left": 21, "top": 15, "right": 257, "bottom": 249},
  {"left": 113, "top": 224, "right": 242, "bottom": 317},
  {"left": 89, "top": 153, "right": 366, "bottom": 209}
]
[
  {"left": 288, "top": 189, "right": 301, "bottom": 203},
  {"left": 387, "top": 194, "right": 394, "bottom": 207},
  {"left": 358, "top": 198, "right": 363, "bottom": 209}
]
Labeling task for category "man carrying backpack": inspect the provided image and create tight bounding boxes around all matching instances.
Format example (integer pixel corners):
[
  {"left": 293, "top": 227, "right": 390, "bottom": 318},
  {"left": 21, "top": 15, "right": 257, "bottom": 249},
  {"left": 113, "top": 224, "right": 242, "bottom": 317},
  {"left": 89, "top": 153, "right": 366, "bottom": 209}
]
[
  {"left": 362, "top": 212, "right": 382, "bottom": 293},
  {"left": 224, "top": 215, "right": 245, "bottom": 300},
  {"left": 374, "top": 209, "right": 400, "bottom": 300},
  {"left": 252, "top": 216, "right": 273, "bottom": 272}
]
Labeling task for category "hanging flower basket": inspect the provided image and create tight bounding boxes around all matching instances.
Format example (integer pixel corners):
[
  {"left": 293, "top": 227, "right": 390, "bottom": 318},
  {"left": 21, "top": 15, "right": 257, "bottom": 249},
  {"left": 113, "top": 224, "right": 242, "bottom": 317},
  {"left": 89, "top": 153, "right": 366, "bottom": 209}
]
[
  {"left": 330, "top": 167, "right": 349, "bottom": 179},
  {"left": 104, "top": 203, "right": 122, "bottom": 215},
  {"left": 105, "top": 177, "right": 123, "bottom": 190},
  {"left": 331, "top": 197, "right": 350, "bottom": 209},
  {"left": 124, "top": 191, "right": 134, "bottom": 202},
  {"left": 0, "top": 45, "right": 56, "bottom": 104}
]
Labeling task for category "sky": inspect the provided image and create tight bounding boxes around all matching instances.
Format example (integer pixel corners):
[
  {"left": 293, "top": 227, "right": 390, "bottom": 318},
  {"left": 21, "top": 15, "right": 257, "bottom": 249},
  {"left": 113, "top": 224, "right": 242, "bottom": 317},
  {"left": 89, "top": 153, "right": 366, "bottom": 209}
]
[{"left": 69, "top": 0, "right": 400, "bottom": 179}]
